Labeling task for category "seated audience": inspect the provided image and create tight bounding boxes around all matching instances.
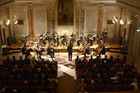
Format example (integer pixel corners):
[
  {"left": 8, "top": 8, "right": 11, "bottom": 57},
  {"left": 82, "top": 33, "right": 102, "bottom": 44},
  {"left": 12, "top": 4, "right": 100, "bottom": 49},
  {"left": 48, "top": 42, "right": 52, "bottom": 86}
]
[
  {"left": 0, "top": 56, "right": 58, "bottom": 93},
  {"left": 75, "top": 55, "right": 138, "bottom": 92}
]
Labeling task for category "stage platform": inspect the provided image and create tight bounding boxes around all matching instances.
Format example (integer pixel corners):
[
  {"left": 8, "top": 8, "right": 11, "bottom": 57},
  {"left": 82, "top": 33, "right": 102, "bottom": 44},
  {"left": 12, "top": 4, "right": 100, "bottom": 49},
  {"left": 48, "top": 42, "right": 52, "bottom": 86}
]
[{"left": 2, "top": 42, "right": 128, "bottom": 55}]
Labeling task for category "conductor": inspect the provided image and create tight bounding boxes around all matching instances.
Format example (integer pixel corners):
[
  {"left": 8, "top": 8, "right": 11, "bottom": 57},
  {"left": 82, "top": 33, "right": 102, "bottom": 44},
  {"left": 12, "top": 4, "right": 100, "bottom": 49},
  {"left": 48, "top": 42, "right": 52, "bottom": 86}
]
[{"left": 67, "top": 42, "right": 73, "bottom": 61}]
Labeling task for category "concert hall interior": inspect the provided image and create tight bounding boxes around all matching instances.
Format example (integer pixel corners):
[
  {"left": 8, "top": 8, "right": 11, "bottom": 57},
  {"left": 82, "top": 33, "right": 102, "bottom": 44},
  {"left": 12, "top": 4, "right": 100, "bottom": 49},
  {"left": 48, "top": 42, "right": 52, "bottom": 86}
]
[{"left": 0, "top": 0, "right": 140, "bottom": 93}]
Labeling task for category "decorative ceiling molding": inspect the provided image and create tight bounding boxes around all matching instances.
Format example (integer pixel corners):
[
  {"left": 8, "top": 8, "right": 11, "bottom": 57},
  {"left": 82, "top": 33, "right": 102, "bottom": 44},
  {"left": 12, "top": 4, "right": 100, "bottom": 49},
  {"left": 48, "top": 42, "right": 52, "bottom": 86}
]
[
  {"left": 88, "top": 0, "right": 116, "bottom": 4},
  {"left": 117, "top": 1, "right": 140, "bottom": 10},
  {"left": 75, "top": 0, "right": 117, "bottom": 9},
  {"left": 0, "top": 0, "right": 56, "bottom": 10},
  {"left": 0, "top": 0, "right": 14, "bottom": 6},
  {"left": 117, "top": 0, "right": 140, "bottom": 15}
]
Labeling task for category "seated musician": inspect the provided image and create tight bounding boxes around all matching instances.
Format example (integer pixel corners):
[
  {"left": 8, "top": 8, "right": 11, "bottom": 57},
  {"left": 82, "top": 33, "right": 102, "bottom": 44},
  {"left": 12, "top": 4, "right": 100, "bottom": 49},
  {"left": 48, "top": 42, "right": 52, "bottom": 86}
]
[
  {"left": 24, "top": 34, "right": 30, "bottom": 42},
  {"left": 35, "top": 42, "right": 42, "bottom": 57},
  {"left": 96, "top": 41, "right": 105, "bottom": 55},
  {"left": 93, "top": 34, "right": 96, "bottom": 42},
  {"left": 24, "top": 44, "right": 30, "bottom": 58},
  {"left": 101, "top": 45, "right": 106, "bottom": 55},
  {"left": 89, "top": 34, "right": 94, "bottom": 45},
  {"left": 82, "top": 41, "right": 87, "bottom": 46},
  {"left": 102, "top": 30, "right": 108, "bottom": 43},
  {"left": 53, "top": 32, "right": 57, "bottom": 45},
  {"left": 60, "top": 34, "right": 67, "bottom": 46},
  {"left": 56, "top": 34, "right": 59, "bottom": 47},
  {"left": 47, "top": 43, "right": 55, "bottom": 60},
  {"left": 39, "top": 34, "right": 46, "bottom": 45},
  {"left": 86, "top": 44, "right": 90, "bottom": 55},
  {"left": 45, "top": 33, "right": 52, "bottom": 45},
  {"left": 79, "top": 41, "right": 86, "bottom": 53},
  {"left": 22, "top": 44, "right": 26, "bottom": 56},
  {"left": 70, "top": 32, "right": 75, "bottom": 44},
  {"left": 87, "top": 33, "right": 91, "bottom": 43},
  {"left": 77, "top": 35, "right": 83, "bottom": 46},
  {"left": 80, "top": 43, "right": 90, "bottom": 57}
]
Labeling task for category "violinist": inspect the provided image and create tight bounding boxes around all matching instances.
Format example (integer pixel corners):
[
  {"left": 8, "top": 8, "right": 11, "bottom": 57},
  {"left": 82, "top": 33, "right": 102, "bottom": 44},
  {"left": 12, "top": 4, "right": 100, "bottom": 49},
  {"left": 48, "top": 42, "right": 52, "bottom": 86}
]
[
  {"left": 77, "top": 35, "right": 83, "bottom": 46},
  {"left": 70, "top": 32, "right": 75, "bottom": 44},
  {"left": 35, "top": 42, "right": 42, "bottom": 57},
  {"left": 60, "top": 34, "right": 67, "bottom": 46}
]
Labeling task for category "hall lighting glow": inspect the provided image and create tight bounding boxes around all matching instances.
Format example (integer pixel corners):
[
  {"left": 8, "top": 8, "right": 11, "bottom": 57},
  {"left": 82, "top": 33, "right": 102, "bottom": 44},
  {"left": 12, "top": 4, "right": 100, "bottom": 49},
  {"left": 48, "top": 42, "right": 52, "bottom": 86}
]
[
  {"left": 114, "top": 16, "right": 118, "bottom": 23},
  {"left": 6, "top": 20, "right": 10, "bottom": 25},
  {"left": 137, "top": 29, "right": 140, "bottom": 32},
  {"left": 137, "top": 27, "right": 140, "bottom": 32},
  {"left": 112, "top": 20, "right": 115, "bottom": 24},
  {"left": 120, "top": 20, "right": 124, "bottom": 25},
  {"left": 128, "top": 21, "right": 131, "bottom": 24},
  {"left": 127, "top": 20, "right": 132, "bottom": 24},
  {"left": 14, "top": 20, "right": 18, "bottom": 24}
]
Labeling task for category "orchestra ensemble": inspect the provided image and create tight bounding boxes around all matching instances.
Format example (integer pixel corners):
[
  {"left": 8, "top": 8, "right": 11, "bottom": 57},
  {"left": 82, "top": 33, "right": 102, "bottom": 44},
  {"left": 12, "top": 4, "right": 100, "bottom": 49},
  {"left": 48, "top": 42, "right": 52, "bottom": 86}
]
[{"left": 22, "top": 31, "right": 108, "bottom": 59}]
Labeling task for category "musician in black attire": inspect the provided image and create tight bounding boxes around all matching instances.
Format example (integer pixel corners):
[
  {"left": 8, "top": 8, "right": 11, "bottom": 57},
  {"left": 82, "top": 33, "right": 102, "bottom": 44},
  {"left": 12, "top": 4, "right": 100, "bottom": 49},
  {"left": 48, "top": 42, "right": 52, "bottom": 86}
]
[
  {"left": 87, "top": 33, "right": 91, "bottom": 43},
  {"left": 70, "top": 32, "right": 75, "bottom": 44},
  {"left": 47, "top": 33, "right": 52, "bottom": 45},
  {"left": 53, "top": 32, "right": 57, "bottom": 44},
  {"left": 101, "top": 44, "right": 106, "bottom": 55},
  {"left": 56, "top": 35, "right": 59, "bottom": 47},
  {"left": 35, "top": 43, "right": 42, "bottom": 57},
  {"left": 39, "top": 34, "right": 46, "bottom": 45},
  {"left": 47, "top": 44, "right": 55, "bottom": 60},
  {"left": 24, "top": 34, "right": 30, "bottom": 42},
  {"left": 77, "top": 35, "right": 83, "bottom": 46},
  {"left": 67, "top": 42, "right": 73, "bottom": 61},
  {"left": 22, "top": 45, "right": 26, "bottom": 56},
  {"left": 102, "top": 31, "right": 108, "bottom": 42},
  {"left": 24, "top": 45, "right": 30, "bottom": 58},
  {"left": 85, "top": 44, "right": 90, "bottom": 55},
  {"left": 60, "top": 34, "right": 67, "bottom": 46}
]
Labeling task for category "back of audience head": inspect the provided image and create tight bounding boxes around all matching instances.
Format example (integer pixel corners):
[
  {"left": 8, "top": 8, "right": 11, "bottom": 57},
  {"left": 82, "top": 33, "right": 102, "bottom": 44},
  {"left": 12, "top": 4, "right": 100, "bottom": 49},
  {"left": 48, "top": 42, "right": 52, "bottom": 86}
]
[
  {"left": 105, "top": 55, "right": 107, "bottom": 59},
  {"left": 20, "top": 56, "right": 22, "bottom": 60},
  {"left": 110, "top": 55, "right": 113, "bottom": 60},
  {"left": 117, "top": 55, "right": 120, "bottom": 58},
  {"left": 90, "top": 56, "right": 93, "bottom": 59},
  {"left": 77, "top": 56, "right": 79, "bottom": 59},
  {"left": 13, "top": 56, "right": 15, "bottom": 60},
  {"left": 6, "top": 56, "right": 9, "bottom": 60}
]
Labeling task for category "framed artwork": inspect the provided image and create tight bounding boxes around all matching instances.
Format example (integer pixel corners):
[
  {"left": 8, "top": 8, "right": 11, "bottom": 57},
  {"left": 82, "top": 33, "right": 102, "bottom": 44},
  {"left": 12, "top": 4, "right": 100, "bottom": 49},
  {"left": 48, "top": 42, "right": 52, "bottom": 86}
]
[{"left": 58, "top": 0, "right": 74, "bottom": 25}]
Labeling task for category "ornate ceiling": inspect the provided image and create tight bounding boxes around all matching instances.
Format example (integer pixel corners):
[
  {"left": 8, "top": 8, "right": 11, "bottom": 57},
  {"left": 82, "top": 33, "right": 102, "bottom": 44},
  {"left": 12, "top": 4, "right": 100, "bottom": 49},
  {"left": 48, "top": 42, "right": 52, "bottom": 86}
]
[{"left": 0, "top": 0, "right": 117, "bottom": 5}]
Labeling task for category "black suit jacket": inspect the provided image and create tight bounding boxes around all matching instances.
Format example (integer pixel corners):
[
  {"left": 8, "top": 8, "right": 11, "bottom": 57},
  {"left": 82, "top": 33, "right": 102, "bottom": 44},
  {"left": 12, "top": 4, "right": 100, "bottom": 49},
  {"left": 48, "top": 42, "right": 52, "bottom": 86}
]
[{"left": 67, "top": 44, "right": 73, "bottom": 53}]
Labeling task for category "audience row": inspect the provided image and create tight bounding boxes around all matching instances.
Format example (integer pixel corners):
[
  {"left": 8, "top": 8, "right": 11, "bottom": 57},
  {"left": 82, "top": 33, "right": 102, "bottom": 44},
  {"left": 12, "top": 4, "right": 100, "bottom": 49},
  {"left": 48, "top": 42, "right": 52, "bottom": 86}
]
[
  {"left": 0, "top": 56, "right": 58, "bottom": 93},
  {"left": 75, "top": 55, "right": 138, "bottom": 92}
]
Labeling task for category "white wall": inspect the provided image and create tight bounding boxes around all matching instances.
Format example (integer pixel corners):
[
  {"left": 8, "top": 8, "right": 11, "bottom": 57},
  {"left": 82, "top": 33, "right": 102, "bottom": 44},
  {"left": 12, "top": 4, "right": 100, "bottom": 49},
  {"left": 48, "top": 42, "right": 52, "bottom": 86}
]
[
  {"left": 10, "top": 5, "right": 29, "bottom": 38},
  {"left": 85, "top": 6, "right": 98, "bottom": 35},
  {"left": 84, "top": 5, "right": 120, "bottom": 40},
  {"left": 33, "top": 5, "right": 47, "bottom": 36},
  {"left": 103, "top": 5, "right": 120, "bottom": 40},
  {"left": 0, "top": 8, "right": 10, "bottom": 44},
  {"left": 128, "top": 17, "right": 140, "bottom": 66}
]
